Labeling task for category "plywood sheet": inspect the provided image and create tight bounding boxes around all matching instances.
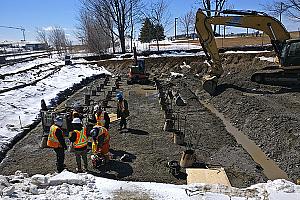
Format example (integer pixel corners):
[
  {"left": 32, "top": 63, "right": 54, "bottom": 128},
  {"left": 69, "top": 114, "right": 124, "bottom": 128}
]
[{"left": 186, "top": 168, "right": 231, "bottom": 186}]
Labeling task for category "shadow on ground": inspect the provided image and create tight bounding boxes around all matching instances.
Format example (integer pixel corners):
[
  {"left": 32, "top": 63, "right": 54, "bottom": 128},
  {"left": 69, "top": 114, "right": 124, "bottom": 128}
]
[
  {"left": 88, "top": 149, "right": 135, "bottom": 179},
  {"left": 120, "top": 128, "right": 149, "bottom": 135}
]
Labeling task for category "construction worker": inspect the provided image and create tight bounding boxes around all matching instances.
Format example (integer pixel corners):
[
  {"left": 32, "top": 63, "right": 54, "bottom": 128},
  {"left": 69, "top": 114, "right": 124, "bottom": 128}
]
[
  {"left": 90, "top": 125, "right": 110, "bottom": 160},
  {"left": 72, "top": 102, "right": 84, "bottom": 120},
  {"left": 47, "top": 116, "right": 67, "bottom": 173},
  {"left": 69, "top": 118, "right": 88, "bottom": 173},
  {"left": 116, "top": 93, "right": 129, "bottom": 130},
  {"left": 89, "top": 105, "right": 110, "bottom": 129}
]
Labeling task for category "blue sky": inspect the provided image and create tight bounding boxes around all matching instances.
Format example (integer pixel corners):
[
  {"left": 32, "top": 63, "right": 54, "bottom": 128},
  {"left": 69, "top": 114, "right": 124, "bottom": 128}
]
[{"left": 0, "top": 0, "right": 299, "bottom": 42}]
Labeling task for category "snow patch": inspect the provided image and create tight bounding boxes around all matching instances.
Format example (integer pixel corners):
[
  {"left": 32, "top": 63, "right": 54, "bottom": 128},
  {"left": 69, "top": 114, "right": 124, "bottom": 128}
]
[
  {"left": 0, "top": 171, "right": 300, "bottom": 199},
  {"left": 170, "top": 72, "right": 184, "bottom": 78},
  {"left": 49, "top": 171, "right": 86, "bottom": 186},
  {"left": 257, "top": 56, "right": 276, "bottom": 62}
]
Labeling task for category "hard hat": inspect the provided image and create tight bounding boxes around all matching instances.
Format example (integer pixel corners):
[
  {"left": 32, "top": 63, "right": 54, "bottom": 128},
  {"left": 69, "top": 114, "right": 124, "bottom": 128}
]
[
  {"left": 54, "top": 116, "right": 63, "bottom": 127},
  {"left": 72, "top": 118, "right": 82, "bottom": 124},
  {"left": 116, "top": 92, "right": 123, "bottom": 100},
  {"left": 90, "top": 127, "right": 99, "bottom": 136},
  {"left": 94, "top": 105, "right": 102, "bottom": 112}
]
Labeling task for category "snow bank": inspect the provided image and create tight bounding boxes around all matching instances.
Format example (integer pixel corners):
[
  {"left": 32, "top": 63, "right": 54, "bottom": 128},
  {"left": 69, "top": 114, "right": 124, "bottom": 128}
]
[
  {"left": 0, "top": 170, "right": 300, "bottom": 199},
  {"left": 49, "top": 171, "right": 86, "bottom": 186},
  {"left": 0, "top": 59, "right": 111, "bottom": 154}
]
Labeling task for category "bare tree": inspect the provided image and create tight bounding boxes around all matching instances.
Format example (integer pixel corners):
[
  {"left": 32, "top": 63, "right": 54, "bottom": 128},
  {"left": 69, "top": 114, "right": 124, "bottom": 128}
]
[
  {"left": 36, "top": 29, "right": 48, "bottom": 45},
  {"left": 263, "top": 0, "right": 300, "bottom": 21},
  {"left": 82, "top": 0, "right": 142, "bottom": 53},
  {"left": 147, "top": 0, "right": 170, "bottom": 51},
  {"left": 36, "top": 28, "right": 51, "bottom": 54},
  {"left": 77, "top": 10, "right": 110, "bottom": 54},
  {"left": 48, "top": 26, "right": 68, "bottom": 55},
  {"left": 198, "top": 0, "right": 228, "bottom": 32},
  {"left": 179, "top": 9, "right": 195, "bottom": 38}
]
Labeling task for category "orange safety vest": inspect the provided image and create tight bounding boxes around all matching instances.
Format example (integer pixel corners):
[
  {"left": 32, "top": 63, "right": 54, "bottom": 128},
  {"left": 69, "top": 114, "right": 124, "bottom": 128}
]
[
  {"left": 95, "top": 112, "right": 105, "bottom": 126},
  {"left": 47, "top": 125, "right": 62, "bottom": 148},
  {"left": 73, "top": 128, "right": 88, "bottom": 149},
  {"left": 92, "top": 125, "right": 110, "bottom": 154}
]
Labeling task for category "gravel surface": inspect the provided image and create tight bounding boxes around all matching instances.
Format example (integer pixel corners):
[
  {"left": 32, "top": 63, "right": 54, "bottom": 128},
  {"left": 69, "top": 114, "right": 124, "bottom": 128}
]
[{"left": 1, "top": 52, "right": 298, "bottom": 187}]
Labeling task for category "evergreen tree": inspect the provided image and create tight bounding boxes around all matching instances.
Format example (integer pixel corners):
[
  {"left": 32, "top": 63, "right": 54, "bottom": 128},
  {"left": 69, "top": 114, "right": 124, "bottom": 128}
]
[
  {"left": 139, "top": 18, "right": 165, "bottom": 43},
  {"left": 139, "top": 18, "right": 154, "bottom": 43},
  {"left": 153, "top": 24, "right": 165, "bottom": 41}
]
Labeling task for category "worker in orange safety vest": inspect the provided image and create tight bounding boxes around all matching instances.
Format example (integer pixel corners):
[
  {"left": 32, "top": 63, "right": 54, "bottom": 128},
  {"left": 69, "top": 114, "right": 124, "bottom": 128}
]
[
  {"left": 47, "top": 116, "right": 67, "bottom": 173},
  {"left": 69, "top": 118, "right": 88, "bottom": 172},
  {"left": 89, "top": 105, "right": 110, "bottom": 129},
  {"left": 90, "top": 125, "right": 110, "bottom": 160}
]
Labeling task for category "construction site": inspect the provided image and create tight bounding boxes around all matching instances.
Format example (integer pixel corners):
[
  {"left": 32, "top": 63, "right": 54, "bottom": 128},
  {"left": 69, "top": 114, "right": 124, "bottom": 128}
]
[{"left": 1, "top": 4, "right": 300, "bottom": 199}]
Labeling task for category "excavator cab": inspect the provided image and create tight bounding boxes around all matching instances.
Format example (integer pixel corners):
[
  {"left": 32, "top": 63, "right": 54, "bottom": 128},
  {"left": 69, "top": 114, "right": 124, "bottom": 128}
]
[{"left": 281, "top": 39, "right": 300, "bottom": 67}]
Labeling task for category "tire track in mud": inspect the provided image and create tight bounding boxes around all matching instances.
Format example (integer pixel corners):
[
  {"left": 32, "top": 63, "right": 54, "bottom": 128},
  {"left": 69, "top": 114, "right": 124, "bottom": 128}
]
[
  {"left": 0, "top": 61, "right": 56, "bottom": 79},
  {"left": 0, "top": 54, "right": 49, "bottom": 69},
  {"left": 0, "top": 60, "right": 102, "bottom": 94},
  {"left": 0, "top": 63, "right": 65, "bottom": 94}
]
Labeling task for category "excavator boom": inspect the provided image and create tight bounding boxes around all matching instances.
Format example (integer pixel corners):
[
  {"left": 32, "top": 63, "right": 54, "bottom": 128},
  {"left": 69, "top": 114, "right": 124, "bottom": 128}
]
[{"left": 195, "top": 9, "right": 300, "bottom": 95}]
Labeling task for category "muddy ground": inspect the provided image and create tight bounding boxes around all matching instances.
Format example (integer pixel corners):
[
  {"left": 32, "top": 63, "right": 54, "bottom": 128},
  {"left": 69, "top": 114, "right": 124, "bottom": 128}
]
[{"left": 1, "top": 52, "right": 299, "bottom": 188}]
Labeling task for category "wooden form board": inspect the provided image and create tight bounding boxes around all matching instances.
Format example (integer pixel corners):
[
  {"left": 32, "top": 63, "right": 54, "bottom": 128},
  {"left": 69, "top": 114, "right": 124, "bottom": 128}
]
[
  {"left": 109, "top": 113, "right": 119, "bottom": 122},
  {"left": 186, "top": 168, "right": 231, "bottom": 187}
]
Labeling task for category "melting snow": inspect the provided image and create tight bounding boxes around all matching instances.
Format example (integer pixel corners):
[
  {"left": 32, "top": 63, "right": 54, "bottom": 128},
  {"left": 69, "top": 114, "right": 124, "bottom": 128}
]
[
  {"left": 0, "top": 58, "right": 111, "bottom": 153},
  {"left": 0, "top": 171, "right": 300, "bottom": 199},
  {"left": 258, "top": 56, "right": 276, "bottom": 62}
]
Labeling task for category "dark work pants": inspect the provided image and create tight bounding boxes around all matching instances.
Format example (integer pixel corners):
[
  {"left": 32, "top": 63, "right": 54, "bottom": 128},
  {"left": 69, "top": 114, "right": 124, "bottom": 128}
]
[
  {"left": 120, "top": 117, "right": 127, "bottom": 129},
  {"left": 74, "top": 149, "right": 88, "bottom": 170},
  {"left": 54, "top": 148, "right": 65, "bottom": 173}
]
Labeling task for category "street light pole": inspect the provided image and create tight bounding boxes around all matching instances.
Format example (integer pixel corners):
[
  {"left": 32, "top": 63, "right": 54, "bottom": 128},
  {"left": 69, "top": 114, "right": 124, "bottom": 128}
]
[
  {"left": 175, "top": 17, "right": 178, "bottom": 40},
  {"left": 280, "top": 2, "right": 283, "bottom": 22},
  {"left": 21, "top": 28, "right": 25, "bottom": 41}
]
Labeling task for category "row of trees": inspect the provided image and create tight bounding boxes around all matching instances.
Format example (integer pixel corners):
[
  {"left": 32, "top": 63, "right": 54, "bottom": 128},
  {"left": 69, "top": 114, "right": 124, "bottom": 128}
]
[
  {"left": 36, "top": 27, "right": 71, "bottom": 55},
  {"left": 37, "top": 0, "right": 300, "bottom": 54},
  {"left": 77, "top": 0, "right": 173, "bottom": 53}
]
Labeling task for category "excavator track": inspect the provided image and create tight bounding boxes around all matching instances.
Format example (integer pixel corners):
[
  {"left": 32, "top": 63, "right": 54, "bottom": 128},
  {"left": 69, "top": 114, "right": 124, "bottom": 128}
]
[{"left": 251, "top": 65, "right": 300, "bottom": 86}]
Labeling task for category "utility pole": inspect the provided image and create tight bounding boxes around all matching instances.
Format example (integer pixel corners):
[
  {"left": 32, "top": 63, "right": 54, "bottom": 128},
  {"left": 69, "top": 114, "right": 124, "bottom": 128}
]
[
  {"left": 174, "top": 17, "right": 178, "bottom": 40},
  {"left": 21, "top": 28, "right": 25, "bottom": 41},
  {"left": 279, "top": 2, "right": 283, "bottom": 22}
]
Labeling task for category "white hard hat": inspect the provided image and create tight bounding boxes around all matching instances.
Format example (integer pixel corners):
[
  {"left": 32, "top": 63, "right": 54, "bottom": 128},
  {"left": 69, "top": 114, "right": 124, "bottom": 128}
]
[
  {"left": 54, "top": 116, "right": 63, "bottom": 127},
  {"left": 94, "top": 105, "right": 99, "bottom": 112},
  {"left": 94, "top": 105, "right": 102, "bottom": 112},
  {"left": 72, "top": 118, "right": 82, "bottom": 124}
]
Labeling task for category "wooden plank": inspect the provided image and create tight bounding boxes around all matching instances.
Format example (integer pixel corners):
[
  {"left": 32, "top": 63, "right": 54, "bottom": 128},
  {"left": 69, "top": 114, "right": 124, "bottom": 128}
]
[
  {"left": 109, "top": 113, "right": 119, "bottom": 122},
  {"left": 186, "top": 168, "right": 231, "bottom": 186}
]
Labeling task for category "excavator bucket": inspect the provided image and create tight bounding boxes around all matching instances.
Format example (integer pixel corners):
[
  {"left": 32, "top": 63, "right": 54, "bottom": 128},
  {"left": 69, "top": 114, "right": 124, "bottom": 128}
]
[{"left": 202, "top": 75, "right": 218, "bottom": 95}]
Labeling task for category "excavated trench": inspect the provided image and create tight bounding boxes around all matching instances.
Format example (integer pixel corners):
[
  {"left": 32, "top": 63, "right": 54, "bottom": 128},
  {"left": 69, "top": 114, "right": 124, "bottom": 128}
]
[
  {"left": 201, "top": 101, "right": 289, "bottom": 180},
  {"left": 1, "top": 52, "right": 298, "bottom": 187}
]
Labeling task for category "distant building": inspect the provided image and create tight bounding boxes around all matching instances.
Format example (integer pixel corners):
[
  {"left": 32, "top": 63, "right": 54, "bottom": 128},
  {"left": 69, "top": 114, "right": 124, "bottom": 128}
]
[{"left": 25, "top": 42, "right": 47, "bottom": 51}]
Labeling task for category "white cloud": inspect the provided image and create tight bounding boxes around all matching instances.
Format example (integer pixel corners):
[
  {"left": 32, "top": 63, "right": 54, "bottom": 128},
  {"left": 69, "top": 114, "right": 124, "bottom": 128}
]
[{"left": 42, "top": 26, "right": 55, "bottom": 31}]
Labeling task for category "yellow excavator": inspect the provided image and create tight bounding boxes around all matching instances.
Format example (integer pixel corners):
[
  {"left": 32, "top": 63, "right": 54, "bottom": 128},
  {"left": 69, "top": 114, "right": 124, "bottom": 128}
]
[{"left": 195, "top": 9, "right": 300, "bottom": 95}]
